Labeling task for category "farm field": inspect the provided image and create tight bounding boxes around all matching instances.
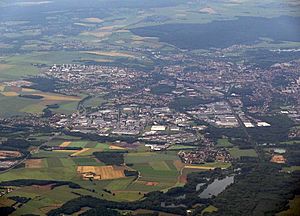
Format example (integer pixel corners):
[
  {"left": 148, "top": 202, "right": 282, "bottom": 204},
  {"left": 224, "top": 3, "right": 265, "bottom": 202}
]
[
  {"left": 77, "top": 165, "right": 125, "bottom": 180},
  {"left": 216, "top": 138, "right": 233, "bottom": 147},
  {"left": 280, "top": 140, "right": 300, "bottom": 145},
  {"left": 124, "top": 151, "right": 182, "bottom": 191},
  {"left": 0, "top": 140, "right": 212, "bottom": 208},
  {"left": 168, "top": 145, "right": 197, "bottom": 150},
  {"left": 0, "top": 83, "right": 81, "bottom": 116},
  {"left": 228, "top": 147, "right": 258, "bottom": 159}
]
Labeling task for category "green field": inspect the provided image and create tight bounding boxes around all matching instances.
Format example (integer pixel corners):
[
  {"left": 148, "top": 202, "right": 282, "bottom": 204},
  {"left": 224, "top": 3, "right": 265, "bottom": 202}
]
[
  {"left": 0, "top": 95, "right": 41, "bottom": 117},
  {"left": 168, "top": 145, "right": 197, "bottom": 150},
  {"left": 73, "top": 157, "right": 103, "bottom": 166},
  {"left": 125, "top": 152, "right": 178, "bottom": 164},
  {"left": 216, "top": 138, "right": 233, "bottom": 147},
  {"left": 280, "top": 140, "right": 300, "bottom": 145},
  {"left": 228, "top": 147, "right": 258, "bottom": 159}
]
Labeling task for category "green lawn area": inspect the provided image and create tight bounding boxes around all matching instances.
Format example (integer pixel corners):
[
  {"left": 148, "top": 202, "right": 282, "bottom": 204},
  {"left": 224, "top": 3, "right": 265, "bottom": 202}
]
[
  {"left": 0, "top": 95, "right": 41, "bottom": 117},
  {"left": 149, "top": 161, "right": 171, "bottom": 171},
  {"left": 228, "top": 147, "right": 258, "bottom": 159},
  {"left": 124, "top": 152, "right": 180, "bottom": 190},
  {"left": 168, "top": 145, "right": 197, "bottom": 150},
  {"left": 52, "top": 101, "right": 79, "bottom": 114},
  {"left": 200, "top": 162, "right": 232, "bottom": 169},
  {"left": 105, "top": 177, "right": 135, "bottom": 191},
  {"left": 68, "top": 141, "right": 89, "bottom": 148},
  {"left": 216, "top": 138, "right": 233, "bottom": 147},
  {"left": 0, "top": 64, "right": 38, "bottom": 81},
  {"left": 132, "top": 163, "right": 178, "bottom": 184},
  {"left": 125, "top": 152, "right": 179, "bottom": 164},
  {"left": 83, "top": 96, "right": 106, "bottom": 108},
  {"left": 73, "top": 157, "right": 103, "bottom": 166},
  {"left": 112, "top": 191, "right": 144, "bottom": 202}
]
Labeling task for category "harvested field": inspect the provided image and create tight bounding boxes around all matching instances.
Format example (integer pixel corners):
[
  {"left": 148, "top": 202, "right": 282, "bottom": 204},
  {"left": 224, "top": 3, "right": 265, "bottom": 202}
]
[
  {"left": 82, "top": 31, "right": 112, "bottom": 38},
  {"left": 0, "top": 198, "right": 15, "bottom": 207},
  {"left": 25, "top": 159, "right": 43, "bottom": 168},
  {"left": 0, "top": 64, "right": 12, "bottom": 71},
  {"left": 173, "top": 160, "right": 185, "bottom": 171},
  {"left": 53, "top": 150, "right": 77, "bottom": 153},
  {"left": 22, "top": 88, "right": 36, "bottom": 92},
  {"left": 59, "top": 141, "right": 71, "bottom": 147},
  {"left": 30, "top": 93, "right": 80, "bottom": 101},
  {"left": 77, "top": 165, "right": 125, "bottom": 180},
  {"left": 83, "top": 51, "right": 135, "bottom": 58},
  {"left": 145, "top": 181, "right": 159, "bottom": 186},
  {"left": 83, "top": 18, "right": 104, "bottom": 23},
  {"left": 39, "top": 204, "right": 63, "bottom": 214},
  {"left": 184, "top": 165, "right": 216, "bottom": 170},
  {"left": 32, "top": 184, "right": 54, "bottom": 190},
  {"left": 71, "top": 148, "right": 90, "bottom": 157},
  {"left": 109, "top": 145, "right": 126, "bottom": 150},
  {"left": 0, "top": 150, "right": 22, "bottom": 159},
  {"left": 1, "top": 91, "right": 19, "bottom": 96}
]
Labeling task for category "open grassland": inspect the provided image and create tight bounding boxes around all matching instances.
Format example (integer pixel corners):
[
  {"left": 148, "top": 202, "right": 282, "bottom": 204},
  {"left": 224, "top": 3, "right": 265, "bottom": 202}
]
[
  {"left": 73, "top": 157, "right": 103, "bottom": 166},
  {"left": 168, "top": 145, "right": 197, "bottom": 150},
  {"left": 149, "top": 161, "right": 171, "bottom": 171},
  {"left": 228, "top": 147, "right": 258, "bottom": 159},
  {"left": 216, "top": 138, "right": 233, "bottom": 147},
  {"left": 125, "top": 152, "right": 178, "bottom": 164},
  {"left": 0, "top": 63, "right": 38, "bottom": 81},
  {"left": 104, "top": 177, "right": 135, "bottom": 191},
  {"left": 25, "top": 159, "right": 44, "bottom": 169},
  {"left": 124, "top": 152, "right": 182, "bottom": 191},
  {"left": 0, "top": 94, "right": 39, "bottom": 117},
  {"left": 110, "top": 191, "right": 144, "bottom": 202}
]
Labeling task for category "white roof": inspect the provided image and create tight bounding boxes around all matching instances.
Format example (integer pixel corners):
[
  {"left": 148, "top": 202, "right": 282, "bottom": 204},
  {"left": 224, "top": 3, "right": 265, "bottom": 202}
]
[{"left": 151, "top": 125, "right": 166, "bottom": 131}]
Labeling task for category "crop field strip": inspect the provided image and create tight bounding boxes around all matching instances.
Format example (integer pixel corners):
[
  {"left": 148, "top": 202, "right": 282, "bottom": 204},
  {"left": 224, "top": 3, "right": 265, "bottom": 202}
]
[{"left": 77, "top": 165, "right": 125, "bottom": 180}]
